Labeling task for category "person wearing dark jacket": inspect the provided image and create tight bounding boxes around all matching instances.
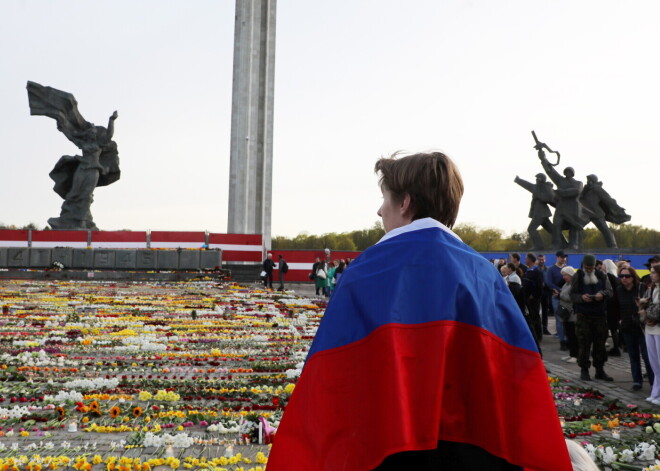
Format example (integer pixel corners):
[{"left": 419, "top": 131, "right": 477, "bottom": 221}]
[
  {"left": 523, "top": 253, "right": 544, "bottom": 344},
  {"left": 616, "top": 266, "right": 653, "bottom": 391},
  {"left": 277, "top": 254, "right": 287, "bottom": 291},
  {"left": 262, "top": 253, "right": 276, "bottom": 289},
  {"left": 601, "top": 259, "right": 622, "bottom": 356},
  {"left": 547, "top": 250, "right": 569, "bottom": 349},
  {"left": 570, "top": 254, "right": 613, "bottom": 381}
]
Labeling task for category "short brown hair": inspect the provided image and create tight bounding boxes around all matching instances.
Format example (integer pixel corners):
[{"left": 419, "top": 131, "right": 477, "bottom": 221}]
[{"left": 374, "top": 152, "right": 463, "bottom": 228}]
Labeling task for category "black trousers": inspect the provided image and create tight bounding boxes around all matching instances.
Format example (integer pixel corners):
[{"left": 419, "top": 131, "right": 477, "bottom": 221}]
[
  {"left": 564, "top": 321, "right": 579, "bottom": 357},
  {"left": 263, "top": 271, "right": 273, "bottom": 288},
  {"left": 541, "top": 290, "right": 552, "bottom": 329},
  {"left": 373, "top": 440, "right": 521, "bottom": 471},
  {"left": 525, "top": 297, "right": 543, "bottom": 341}
]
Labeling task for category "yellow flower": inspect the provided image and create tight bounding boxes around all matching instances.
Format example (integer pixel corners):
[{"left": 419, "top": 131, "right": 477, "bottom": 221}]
[
  {"left": 138, "top": 391, "right": 152, "bottom": 401},
  {"left": 284, "top": 383, "right": 295, "bottom": 394}
]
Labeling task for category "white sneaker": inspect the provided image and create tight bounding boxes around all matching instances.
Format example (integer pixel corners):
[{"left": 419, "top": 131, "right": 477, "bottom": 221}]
[
  {"left": 652, "top": 399, "right": 660, "bottom": 406},
  {"left": 561, "top": 356, "right": 572, "bottom": 361},
  {"left": 567, "top": 357, "right": 577, "bottom": 363},
  {"left": 647, "top": 396, "right": 655, "bottom": 402}
]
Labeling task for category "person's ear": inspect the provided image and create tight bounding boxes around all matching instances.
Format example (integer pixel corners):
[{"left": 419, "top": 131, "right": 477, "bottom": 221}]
[{"left": 400, "top": 193, "right": 413, "bottom": 218}]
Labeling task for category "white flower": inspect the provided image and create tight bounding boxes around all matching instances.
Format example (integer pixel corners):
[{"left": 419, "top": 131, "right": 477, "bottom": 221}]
[
  {"left": 636, "top": 442, "right": 657, "bottom": 461},
  {"left": 584, "top": 444, "right": 597, "bottom": 461},
  {"left": 619, "top": 449, "right": 634, "bottom": 463},
  {"left": 62, "top": 377, "right": 119, "bottom": 390},
  {"left": 601, "top": 447, "right": 616, "bottom": 465},
  {"left": 43, "top": 391, "right": 84, "bottom": 403},
  {"left": 285, "top": 368, "right": 302, "bottom": 379}
]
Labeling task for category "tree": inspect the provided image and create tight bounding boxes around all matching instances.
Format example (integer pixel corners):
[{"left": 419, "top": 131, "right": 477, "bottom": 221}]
[
  {"left": 475, "top": 228, "right": 503, "bottom": 252},
  {"left": 453, "top": 223, "right": 479, "bottom": 247},
  {"left": 272, "top": 221, "right": 660, "bottom": 252}
]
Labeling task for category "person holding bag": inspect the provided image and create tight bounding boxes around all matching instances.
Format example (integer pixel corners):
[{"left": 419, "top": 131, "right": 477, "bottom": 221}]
[
  {"left": 640, "top": 265, "right": 660, "bottom": 403},
  {"left": 559, "top": 266, "right": 578, "bottom": 363},
  {"left": 315, "top": 260, "right": 329, "bottom": 297},
  {"left": 616, "top": 267, "right": 653, "bottom": 391}
]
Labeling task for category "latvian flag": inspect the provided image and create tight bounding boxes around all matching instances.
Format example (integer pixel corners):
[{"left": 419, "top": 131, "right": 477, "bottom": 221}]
[{"left": 268, "top": 218, "right": 571, "bottom": 471}]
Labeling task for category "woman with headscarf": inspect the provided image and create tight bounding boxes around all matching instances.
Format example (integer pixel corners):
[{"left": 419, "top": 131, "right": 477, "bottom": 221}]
[{"left": 559, "top": 266, "right": 578, "bottom": 363}]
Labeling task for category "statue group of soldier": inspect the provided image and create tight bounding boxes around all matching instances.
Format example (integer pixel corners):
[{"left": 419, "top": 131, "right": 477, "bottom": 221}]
[{"left": 515, "top": 132, "right": 630, "bottom": 250}]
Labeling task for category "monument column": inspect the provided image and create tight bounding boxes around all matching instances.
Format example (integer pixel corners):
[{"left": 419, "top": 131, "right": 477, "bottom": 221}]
[{"left": 227, "top": 0, "right": 276, "bottom": 250}]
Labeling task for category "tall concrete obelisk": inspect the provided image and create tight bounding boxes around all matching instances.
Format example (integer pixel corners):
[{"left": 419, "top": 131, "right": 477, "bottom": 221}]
[{"left": 227, "top": 0, "right": 276, "bottom": 250}]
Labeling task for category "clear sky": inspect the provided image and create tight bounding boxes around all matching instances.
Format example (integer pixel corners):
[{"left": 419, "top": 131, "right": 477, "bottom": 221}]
[{"left": 1, "top": 1, "right": 658, "bottom": 238}]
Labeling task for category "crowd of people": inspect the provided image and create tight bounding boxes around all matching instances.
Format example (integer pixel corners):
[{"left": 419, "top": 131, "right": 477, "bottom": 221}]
[
  {"left": 497, "top": 251, "right": 660, "bottom": 396},
  {"left": 309, "top": 257, "right": 352, "bottom": 297},
  {"left": 260, "top": 253, "right": 354, "bottom": 296}
]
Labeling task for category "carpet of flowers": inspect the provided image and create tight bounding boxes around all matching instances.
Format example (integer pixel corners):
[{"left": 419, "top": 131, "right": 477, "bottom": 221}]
[
  {"left": 0, "top": 279, "right": 325, "bottom": 471},
  {"left": 551, "top": 374, "right": 660, "bottom": 470},
  {"left": 3, "top": 279, "right": 660, "bottom": 470}
]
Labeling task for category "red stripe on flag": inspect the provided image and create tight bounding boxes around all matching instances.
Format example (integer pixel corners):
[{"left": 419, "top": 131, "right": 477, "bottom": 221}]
[
  {"left": 209, "top": 233, "right": 262, "bottom": 245},
  {"left": 268, "top": 320, "right": 570, "bottom": 471},
  {"left": 151, "top": 231, "right": 205, "bottom": 242},
  {"left": 280, "top": 270, "right": 313, "bottom": 282},
  {"left": 0, "top": 230, "right": 29, "bottom": 241},
  {"left": 32, "top": 230, "right": 88, "bottom": 242},
  {"left": 91, "top": 231, "right": 147, "bottom": 243}
]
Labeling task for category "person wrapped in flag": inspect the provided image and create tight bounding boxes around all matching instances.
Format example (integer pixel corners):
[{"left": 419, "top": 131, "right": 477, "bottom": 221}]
[{"left": 268, "top": 152, "right": 571, "bottom": 471}]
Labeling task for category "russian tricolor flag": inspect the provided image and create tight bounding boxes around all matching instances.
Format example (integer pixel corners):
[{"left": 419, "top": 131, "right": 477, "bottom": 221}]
[{"left": 268, "top": 219, "right": 571, "bottom": 471}]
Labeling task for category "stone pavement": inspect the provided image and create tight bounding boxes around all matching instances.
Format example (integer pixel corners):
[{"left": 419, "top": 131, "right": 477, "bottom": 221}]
[{"left": 542, "top": 316, "right": 656, "bottom": 408}]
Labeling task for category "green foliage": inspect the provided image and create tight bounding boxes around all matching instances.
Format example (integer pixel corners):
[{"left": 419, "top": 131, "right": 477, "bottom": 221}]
[
  {"left": 274, "top": 221, "right": 660, "bottom": 252},
  {"left": 0, "top": 222, "right": 43, "bottom": 230},
  {"left": 272, "top": 221, "right": 384, "bottom": 251}
]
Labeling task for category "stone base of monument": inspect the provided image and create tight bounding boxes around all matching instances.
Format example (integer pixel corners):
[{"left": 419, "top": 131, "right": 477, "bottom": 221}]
[
  {"left": 0, "top": 270, "right": 227, "bottom": 282},
  {"left": 0, "top": 248, "right": 227, "bottom": 281}
]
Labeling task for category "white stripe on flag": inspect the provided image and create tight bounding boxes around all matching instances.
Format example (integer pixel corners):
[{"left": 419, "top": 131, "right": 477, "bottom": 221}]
[
  {"left": 91, "top": 242, "right": 148, "bottom": 248},
  {"left": 0, "top": 241, "right": 29, "bottom": 247},
  {"left": 31, "top": 241, "right": 88, "bottom": 248},
  {"left": 286, "top": 262, "right": 313, "bottom": 271}
]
